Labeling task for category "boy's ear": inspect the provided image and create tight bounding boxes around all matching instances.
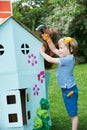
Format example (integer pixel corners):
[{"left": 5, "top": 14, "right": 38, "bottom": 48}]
[{"left": 70, "top": 47, "right": 73, "bottom": 53}]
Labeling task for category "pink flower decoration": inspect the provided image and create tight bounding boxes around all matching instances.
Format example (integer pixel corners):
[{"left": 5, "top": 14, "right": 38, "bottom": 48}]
[
  {"left": 33, "top": 84, "right": 40, "bottom": 96},
  {"left": 28, "top": 54, "right": 37, "bottom": 66},
  {"left": 37, "top": 71, "right": 45, "bottom": 83}
]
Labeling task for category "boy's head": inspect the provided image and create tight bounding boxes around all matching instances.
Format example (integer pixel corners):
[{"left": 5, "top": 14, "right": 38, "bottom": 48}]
[{"left": 58, "top": 37, "right": 78, "bottom": 55}]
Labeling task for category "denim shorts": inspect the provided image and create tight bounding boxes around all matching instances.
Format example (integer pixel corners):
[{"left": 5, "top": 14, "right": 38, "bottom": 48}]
[{"left": 61, "top": 85, "right": 79, "bottom": 117}]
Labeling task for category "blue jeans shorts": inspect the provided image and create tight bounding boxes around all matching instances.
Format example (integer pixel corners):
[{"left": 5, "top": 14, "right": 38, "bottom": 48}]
[{"left": 61, "top": 85, "right": 79, "bottom": 117}]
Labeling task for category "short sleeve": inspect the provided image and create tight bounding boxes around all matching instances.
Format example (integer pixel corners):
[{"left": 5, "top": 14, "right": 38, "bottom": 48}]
[{"left": 59, "top": 55, "right": 74, "bottom": 66}]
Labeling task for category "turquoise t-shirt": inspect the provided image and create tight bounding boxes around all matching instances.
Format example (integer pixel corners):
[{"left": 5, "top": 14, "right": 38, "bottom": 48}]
[{"left": 56, "top": 55, "right": 76, "bottom": 88}]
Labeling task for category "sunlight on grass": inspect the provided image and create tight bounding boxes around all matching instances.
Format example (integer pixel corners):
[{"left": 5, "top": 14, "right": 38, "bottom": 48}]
[{"left": 47, "top": 64, "right": 87, "bottom": 130}]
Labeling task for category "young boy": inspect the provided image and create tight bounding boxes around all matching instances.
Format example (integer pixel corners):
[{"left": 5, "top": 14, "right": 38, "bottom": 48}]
[{"left": 40, "top": 35, "right": 79, "bottom": 130}]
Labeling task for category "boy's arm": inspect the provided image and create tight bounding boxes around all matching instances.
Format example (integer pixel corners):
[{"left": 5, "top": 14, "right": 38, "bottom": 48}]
[
  {"left": 40, "top": 46, "right": 60, "bottom": 64},
  {"left": 42, "top": 34, "right": 59, "bottom": 56}
]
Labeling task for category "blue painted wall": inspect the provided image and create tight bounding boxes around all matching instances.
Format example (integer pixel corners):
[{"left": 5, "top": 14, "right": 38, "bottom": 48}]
[{"left": 0, "top": 17, "right": 48, "bottom": 130}]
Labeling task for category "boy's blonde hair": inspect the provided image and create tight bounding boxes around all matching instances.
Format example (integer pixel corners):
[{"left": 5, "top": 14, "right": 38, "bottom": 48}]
[{"left": 58, "top": 37, "right": 78, "bottom": 55}]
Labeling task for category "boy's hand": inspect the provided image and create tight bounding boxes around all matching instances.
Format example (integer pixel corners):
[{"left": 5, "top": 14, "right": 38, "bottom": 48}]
[
  {"left": 42, "top": 33, "right": 51, "bottom": 43},
  {"left": 40, "top": 46, "right": 46, "bottom": 53}
]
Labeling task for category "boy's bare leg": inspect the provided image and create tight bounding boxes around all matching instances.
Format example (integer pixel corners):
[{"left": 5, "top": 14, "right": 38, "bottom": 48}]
[{"left": 72, "top": 116, "right": 78, "bottom": 130}]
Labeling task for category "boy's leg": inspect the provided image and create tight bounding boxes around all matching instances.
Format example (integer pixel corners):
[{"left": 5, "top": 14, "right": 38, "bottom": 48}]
[{"left": 72, "top": 116, "right": 78, "bottom": 130}]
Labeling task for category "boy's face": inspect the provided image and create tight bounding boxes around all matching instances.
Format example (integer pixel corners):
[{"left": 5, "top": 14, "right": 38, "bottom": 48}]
[{"left": 58, "top": 42, "right": 71, "bottom": 57}]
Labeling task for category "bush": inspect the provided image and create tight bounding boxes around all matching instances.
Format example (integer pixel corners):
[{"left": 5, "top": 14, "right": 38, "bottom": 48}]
[
  {"left": 75, "top": 56, "right": 86, "bottom": 64},
  {"left": 68, "top": 10, "right": 87, "bottom": 62}
]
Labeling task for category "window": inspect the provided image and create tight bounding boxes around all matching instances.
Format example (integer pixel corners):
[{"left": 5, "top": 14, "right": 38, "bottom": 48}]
[
  {"left": 21, "top": 43, "right": 29, "bottom": 55},
  {"left": 27, "top": 93, "right": 30, "bottom": 102},
  {"left": 7, "top": 95, "right": 16, "bottom": 104},
  {"left": 27, "top": 111, "right": 31, "bottom": 120},
  {"left": 0, "top": 44, "right": 5, "bottom": 55},
  {"left": 8, "top": 114, "right": 18, "bottom": 122}
]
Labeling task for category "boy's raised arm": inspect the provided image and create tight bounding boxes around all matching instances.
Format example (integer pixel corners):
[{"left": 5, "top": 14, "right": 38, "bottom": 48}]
[{"left": 42, "top": 33, "right": 59, "bottom": 56}]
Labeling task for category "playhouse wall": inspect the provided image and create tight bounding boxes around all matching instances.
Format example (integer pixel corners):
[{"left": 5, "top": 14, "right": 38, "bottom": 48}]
[
  {"left": 0, "top": 18, "right": 44, "bottom": 73},
  {"left": 0, "top": 72, "right": 46, "bottom": 130},
  {"left": 10, "top": 18, "right": 44, "bottom": 72},
  {"left": 0, "top": 18, "right": 47, "bottom": 130},
  {"left": 0, "top": 20, "right": 17, "bottom": 73}
]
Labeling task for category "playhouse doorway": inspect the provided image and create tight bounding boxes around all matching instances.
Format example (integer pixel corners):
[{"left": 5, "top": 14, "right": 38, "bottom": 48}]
[{"left": 4, "top": 88, "right": 31, "bottom": 127}]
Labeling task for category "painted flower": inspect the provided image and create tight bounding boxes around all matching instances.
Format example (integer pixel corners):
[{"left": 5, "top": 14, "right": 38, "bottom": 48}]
[
  {"left": 33, "top": 84, "right": 40, "bottom": 96},
  {"left": 37, "top": 71, "right": 45, "bottom": 84},
  {"left": 28, "top": 54, "right": 37, "bottom": 66}
]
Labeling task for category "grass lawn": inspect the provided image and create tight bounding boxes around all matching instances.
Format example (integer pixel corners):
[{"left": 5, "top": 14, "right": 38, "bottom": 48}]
[{"left": 47, "top": 64, "right": 87, "bottom": 130}]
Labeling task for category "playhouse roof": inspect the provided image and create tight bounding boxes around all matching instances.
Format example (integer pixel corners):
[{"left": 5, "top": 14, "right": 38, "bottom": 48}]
[{"left": 0, "top": 16, "right": 44, "bottom": 44}]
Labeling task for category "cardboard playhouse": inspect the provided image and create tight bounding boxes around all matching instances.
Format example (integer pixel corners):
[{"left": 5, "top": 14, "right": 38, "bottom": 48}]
[{"left": 0, "top": 0, "right": 51, "bottom": 130}]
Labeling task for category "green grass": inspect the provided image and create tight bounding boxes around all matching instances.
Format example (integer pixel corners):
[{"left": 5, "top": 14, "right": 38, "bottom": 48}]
[{"left": 47, "top": 64, "right": 87, "bottom": 130}]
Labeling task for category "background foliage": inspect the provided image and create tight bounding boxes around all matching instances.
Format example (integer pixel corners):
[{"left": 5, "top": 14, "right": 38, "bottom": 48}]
[
  {"left": 12, "top": 0, "right": 87, "bottom": 64},
  {"left": 13, "top": 0, "right": 53, "bottom": 31}
]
